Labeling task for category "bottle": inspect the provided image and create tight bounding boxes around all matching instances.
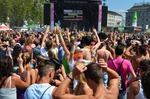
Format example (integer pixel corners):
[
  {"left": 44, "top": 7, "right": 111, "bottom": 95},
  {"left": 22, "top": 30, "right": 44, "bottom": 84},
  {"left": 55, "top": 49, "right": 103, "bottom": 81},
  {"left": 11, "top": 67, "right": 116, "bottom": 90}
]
[{"left": 132, "top": 12, "right": 138, "bottom": 27}]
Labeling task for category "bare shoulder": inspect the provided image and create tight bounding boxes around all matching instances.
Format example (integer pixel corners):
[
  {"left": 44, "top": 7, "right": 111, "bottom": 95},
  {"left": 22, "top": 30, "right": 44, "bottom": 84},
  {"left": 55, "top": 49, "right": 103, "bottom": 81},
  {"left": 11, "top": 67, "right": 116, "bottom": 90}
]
[
  {"left": 77, "top": 95, "right": 95, "bottom": 99},
  {"left": 12, "top": 74, "right": 20, "bottom": 80},
  {"left": 130, "top": 81, "right": 139, "bottom": 90},
  {"left": 53, "top": 94, "right": 95, "bottom": 99},
  {"left": 96, "top": 49, "right": 101, "bottom": 53},
  {"left": 129, "top": 81, "right": 139, "bottom": 96},
  {"left": 83, "top": 84, "right": 93, "bottom": 95},
  {"left": 95, "top": 90, "right": 118, "bottom": 99},
  {"left": 12, "top": 74, "right": 21, "bottom": 83},
  {"left": 107, "top": 79, "right": 119, "bottom": 96}
]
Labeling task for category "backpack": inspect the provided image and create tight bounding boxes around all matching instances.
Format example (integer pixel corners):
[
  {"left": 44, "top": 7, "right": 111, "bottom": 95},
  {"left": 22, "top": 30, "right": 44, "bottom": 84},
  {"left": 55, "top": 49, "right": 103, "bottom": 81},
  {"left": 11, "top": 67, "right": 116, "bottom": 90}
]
[{"left": 112, "top": 59, "right": 126, "bottom": 93}]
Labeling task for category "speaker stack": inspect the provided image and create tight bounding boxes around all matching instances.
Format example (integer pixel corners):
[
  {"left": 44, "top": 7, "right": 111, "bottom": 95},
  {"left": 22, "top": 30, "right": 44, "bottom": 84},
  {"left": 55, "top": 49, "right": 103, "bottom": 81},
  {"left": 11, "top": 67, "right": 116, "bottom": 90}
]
[
  {"left": 44, "top": 4, "right": 51, "bottom": 25},
  {"left": 102, "top": 6, "right": 108, "bottom": 27}
]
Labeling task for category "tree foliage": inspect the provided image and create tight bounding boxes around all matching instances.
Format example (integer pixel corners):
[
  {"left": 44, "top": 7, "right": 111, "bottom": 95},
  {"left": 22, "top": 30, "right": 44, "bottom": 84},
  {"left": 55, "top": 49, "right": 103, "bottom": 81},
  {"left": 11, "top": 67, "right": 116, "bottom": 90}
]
[
  {"left": 0, "top": 0, "right": 45, "bottom": 27},
  {"left": 0, "top": 0, "right": 10, "bottom": 24}
]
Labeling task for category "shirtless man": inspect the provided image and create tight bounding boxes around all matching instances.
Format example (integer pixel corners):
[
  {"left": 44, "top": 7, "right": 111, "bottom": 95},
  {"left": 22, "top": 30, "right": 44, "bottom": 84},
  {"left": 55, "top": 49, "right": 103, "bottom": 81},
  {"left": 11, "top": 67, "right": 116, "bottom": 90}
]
[
  {"left": 53, "top": 59, "right": 119, "bottom": 99},
  {"left": 125, "top": 44, "right": 149, "bottom": 73},
  {"left": 80, "top": 29, "right": 101, "bottom": 61},
  {"left": 96, "top": 43, "right": 113, "bottom": 87},
  {"left": 96, "top": 43, "right": 113, "bottom": 62}
]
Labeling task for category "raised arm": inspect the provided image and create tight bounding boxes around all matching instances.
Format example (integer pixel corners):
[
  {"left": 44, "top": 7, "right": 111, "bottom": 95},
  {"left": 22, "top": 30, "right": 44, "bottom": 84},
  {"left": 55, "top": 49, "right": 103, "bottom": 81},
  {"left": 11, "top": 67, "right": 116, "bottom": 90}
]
[
  {"left": 99, "top": 59, "right": 119, "bottom": 79},
  {"left": 66, "top": 27, "right": 71, "bottom": 42},
  {"left": 124, "top": 45, "right": 134, "bottom": 59},
  {"left": 56, "top": 27, "right": 70, "bottom": 60},
  {"left": 127, "top": 82, "right": 137, "bottom": 99},
  {"left": 69, "top": 41, "right": 77, "bottom": 63},
  {"left": 106, "top": 44, "right": 115, "bottom": 58},
  {"left": 92, "top": 29, "right": 101, "bottom": 52},
  {"left": 55, "top": 34, "right": 60, "bottom": 46},
  {"left": 53, "top": 65, "right": 94, "bottom": 99},
  {"left": 6, "top": 46, "right": 12, "bottom": 59},
  {"left": 13, "top": 64, "right": 31, "bottom": 89},
  {"left": 41, "top": 26, "right": 50, "bottom": 48},
  {"left": 17, "top": 53, "right": 24, "bottom": 76},
  {"left": 99, "top": 59, "right": 119, "bottom": 90}
]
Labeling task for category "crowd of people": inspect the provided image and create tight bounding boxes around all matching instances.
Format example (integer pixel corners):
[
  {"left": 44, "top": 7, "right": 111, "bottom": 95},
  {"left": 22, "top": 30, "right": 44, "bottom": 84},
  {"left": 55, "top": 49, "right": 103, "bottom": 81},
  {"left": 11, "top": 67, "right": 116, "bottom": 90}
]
[{"left": 0, "top": 26, "right": 150, "bottom": 99}]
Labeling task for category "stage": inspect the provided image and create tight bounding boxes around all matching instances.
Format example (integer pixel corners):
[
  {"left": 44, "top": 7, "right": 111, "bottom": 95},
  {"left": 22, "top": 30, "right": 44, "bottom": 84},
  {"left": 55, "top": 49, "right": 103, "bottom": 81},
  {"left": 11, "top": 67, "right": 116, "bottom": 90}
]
[{"left": 45, "top": 0, "right": 106, "bottom": 32}]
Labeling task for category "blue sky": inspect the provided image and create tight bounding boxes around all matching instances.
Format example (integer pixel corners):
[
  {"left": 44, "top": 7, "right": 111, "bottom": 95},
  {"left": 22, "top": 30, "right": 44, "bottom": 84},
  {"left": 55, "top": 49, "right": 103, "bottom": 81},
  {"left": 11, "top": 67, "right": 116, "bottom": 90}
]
[{"left": 106, "top": 0, "right": 149, "bottom": 12}]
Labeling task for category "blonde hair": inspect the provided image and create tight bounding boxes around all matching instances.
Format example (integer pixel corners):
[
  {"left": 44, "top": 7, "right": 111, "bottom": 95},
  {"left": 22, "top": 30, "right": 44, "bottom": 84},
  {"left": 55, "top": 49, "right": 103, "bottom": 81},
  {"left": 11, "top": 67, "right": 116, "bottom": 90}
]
[
  {"left": 74, "top": 62, "right": 87, "bottom": 84},
  {"left": 48, "top": 49, "right": 58, "bottom": 59},
  {"left": 25, "top": 36, "right": 33, "bottom": 46},
  {"left": 22, "top": 52, "right": 31, "bottom": 66}
]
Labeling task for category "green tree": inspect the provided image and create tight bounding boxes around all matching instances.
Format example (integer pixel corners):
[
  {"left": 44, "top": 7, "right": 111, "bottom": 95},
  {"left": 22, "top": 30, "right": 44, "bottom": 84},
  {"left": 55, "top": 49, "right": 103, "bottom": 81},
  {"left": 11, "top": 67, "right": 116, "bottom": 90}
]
[
  {"left": 28, "top": 0, "right": 44, "bottom": 27},
  {"left": 0, "top": 0, "right": 10, "bottom": 24},
  {"left": 0, "top": 0, "right": 45, "bottom": 27}
]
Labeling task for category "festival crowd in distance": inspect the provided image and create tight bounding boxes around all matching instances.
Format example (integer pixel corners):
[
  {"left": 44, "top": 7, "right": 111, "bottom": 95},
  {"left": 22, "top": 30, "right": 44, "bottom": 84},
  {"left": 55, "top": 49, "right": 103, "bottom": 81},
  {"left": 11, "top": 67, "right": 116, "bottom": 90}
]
[{"left": 0, "top": 26, "right": 150, "bottom": 99}]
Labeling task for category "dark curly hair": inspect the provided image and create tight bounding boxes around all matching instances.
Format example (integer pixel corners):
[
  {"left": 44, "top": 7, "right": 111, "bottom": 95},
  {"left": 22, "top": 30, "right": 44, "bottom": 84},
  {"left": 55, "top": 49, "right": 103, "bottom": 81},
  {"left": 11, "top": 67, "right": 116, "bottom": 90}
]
[
  {"left": 0, "top": 56, "right": 13, "bottom": 80},
  {"left": 12, "top": 44, "right": 23, "bottom": 58}
]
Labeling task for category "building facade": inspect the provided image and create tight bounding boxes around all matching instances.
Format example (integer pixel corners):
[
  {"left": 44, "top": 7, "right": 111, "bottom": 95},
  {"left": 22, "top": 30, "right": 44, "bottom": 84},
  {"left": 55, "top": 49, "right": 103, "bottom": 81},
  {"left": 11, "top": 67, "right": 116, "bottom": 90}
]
[
  {"left": 107, "top": 11, "right": 123, "bottom": 28},
  {"left": 126, "top": 3, "right": 150, "bottom": 32}
]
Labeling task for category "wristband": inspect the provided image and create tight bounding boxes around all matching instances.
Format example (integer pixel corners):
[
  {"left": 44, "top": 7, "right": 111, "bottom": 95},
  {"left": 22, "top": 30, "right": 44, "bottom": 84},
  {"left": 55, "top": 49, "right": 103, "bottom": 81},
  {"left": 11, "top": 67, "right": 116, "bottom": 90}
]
[{"left": 67, "top": 75, "right": 73, "bottom": 81}]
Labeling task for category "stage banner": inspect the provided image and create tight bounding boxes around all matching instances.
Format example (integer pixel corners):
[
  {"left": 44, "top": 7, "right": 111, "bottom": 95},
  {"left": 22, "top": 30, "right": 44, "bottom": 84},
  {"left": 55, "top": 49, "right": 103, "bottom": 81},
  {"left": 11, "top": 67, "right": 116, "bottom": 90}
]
[
  {"left": 98, "top": 4, "right": 102, "bottom": 32},
  {"left": 51, "top": 3, "right": 54, "bottom": 31}
]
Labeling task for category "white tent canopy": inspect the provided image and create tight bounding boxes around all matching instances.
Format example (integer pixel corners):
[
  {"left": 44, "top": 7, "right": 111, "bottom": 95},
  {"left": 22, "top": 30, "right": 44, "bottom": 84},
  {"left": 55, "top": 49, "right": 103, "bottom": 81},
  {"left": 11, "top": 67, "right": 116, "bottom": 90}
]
[{"left": 0, "top": 24, "right": 12, "bottom": 31}]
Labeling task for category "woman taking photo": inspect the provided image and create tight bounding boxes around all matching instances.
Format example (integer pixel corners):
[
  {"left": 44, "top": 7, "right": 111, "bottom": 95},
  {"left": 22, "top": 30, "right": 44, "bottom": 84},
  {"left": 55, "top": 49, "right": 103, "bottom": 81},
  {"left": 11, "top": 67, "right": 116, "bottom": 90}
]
[{"left": 0, "top": 56, "right": 30, "bottom": 99}]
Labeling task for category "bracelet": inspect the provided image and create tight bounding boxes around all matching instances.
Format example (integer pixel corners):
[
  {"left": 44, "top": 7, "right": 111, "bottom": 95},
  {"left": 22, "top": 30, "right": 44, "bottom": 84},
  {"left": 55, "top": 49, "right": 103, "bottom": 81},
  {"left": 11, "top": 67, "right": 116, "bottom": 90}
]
[{"left": 67, "top": 75, "right": 73, "bottom": 81}]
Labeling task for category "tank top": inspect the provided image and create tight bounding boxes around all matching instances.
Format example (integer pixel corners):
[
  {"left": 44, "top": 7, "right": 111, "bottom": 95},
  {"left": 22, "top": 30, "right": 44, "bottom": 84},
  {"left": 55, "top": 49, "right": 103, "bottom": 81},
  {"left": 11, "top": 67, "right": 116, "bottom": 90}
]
[
  {"left": 62, "top": 57, "right": 70, "bottom": 74},
  {"left": 0, "top": 76, "right": 17, "bottom": 99},
  {"left": 135, "top": 80, "right": 146, "bottom": 99}
]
